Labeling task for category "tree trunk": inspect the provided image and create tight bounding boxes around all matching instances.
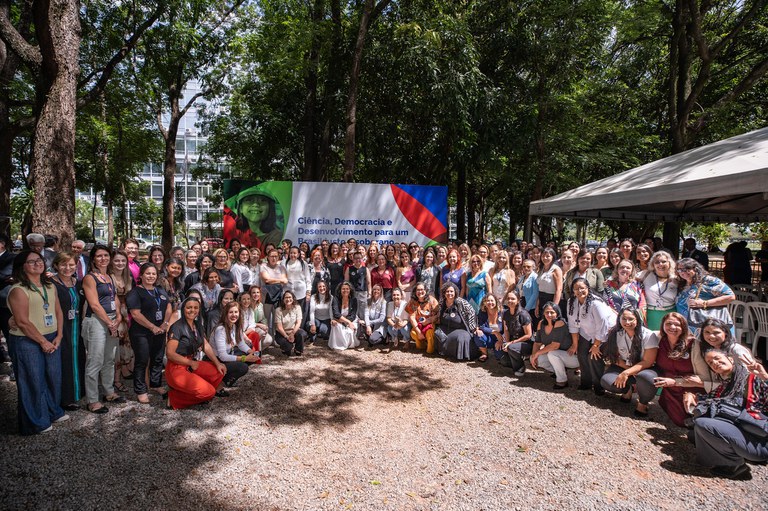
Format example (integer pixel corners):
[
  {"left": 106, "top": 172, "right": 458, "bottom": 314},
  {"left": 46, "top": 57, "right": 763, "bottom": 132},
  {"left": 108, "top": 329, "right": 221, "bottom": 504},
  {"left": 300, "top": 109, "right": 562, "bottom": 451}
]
[
  {"left": 342, "top": 0, "right": 375, "bottom": 182},
  {"left": 162, "top": 102, "right": 181, "bottom": 251},
  {"left": 467, "top": 183, "right": 476, "bottom": 243},
  {"left": 106, "top": 198, "right": 114, "bottom": 247},
  {"left": 318, "top": 0, "right": 342, "bottom": 181},
  {"left": 302, "top": 0, "right": 324, "bottom": 181},
  {"left": 30, "top": 0, "right": 80, "bottom": 250}
]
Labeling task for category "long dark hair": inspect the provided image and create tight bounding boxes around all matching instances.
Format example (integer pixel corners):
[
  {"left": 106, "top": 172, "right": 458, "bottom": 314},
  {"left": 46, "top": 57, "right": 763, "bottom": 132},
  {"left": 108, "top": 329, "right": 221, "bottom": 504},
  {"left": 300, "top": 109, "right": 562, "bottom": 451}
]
[
  {"left": 603, "top": 307, "right": 644, "bottom": 365},
  {"left": 538, "top": 301, "right": 562, "bottom": 327},
  {"left": 218, "top": 301, "right": 243, "bottom": 347},
  {"left": 539, "top": 247, "right": 557, "bottom": 272},
  {"left": 12, "top": 250, "right": 52, "bottom": 288},
  {"left": 88, "top": 244, "right": 112, "bottom": 272},
  {"left": 567, "top": 277, "right": 606, "bottom": 317},
  {"left": 659, "top": 312, "right": 693, "bottom": 360},
  {"left": 313, "top": 279, "right": 332, "bottom": 303},
  {"left": 701, "top": 348, "right": 749, "bottom": 404},
  {"left": 698, "top": 318, "right": 735, "bottom": 357},
  {"left": 163, "top": 257, "right": 185, "bottom": 289}
]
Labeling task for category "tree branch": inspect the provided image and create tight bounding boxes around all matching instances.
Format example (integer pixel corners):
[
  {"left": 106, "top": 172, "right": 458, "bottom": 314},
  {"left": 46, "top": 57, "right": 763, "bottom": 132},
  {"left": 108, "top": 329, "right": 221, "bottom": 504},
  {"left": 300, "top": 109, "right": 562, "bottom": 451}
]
[
  {"left": 180, "top": 90, "right": 207, "bottom": 118},
  {"left": 77, "top": 2, "right": 165, "bottom": 108},
  {"left": 692, "top": 56, "right": 768, "bottom": 132},
  {"left": 0, "top": 5, "right": 40, "bottom": 68}
]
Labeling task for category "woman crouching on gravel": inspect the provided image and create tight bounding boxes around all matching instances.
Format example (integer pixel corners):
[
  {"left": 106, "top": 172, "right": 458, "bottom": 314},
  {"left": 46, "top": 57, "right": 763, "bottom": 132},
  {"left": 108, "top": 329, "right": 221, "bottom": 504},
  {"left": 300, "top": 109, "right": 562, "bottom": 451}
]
[
  {"left": 165, "top": 297, "right": 228, "bottom": 409},
  {"left": 211, "top": 301, "right": 260, "bottom": 387},
  {"left": 599, "top": 307, "right": 659, "bottom": 417}
]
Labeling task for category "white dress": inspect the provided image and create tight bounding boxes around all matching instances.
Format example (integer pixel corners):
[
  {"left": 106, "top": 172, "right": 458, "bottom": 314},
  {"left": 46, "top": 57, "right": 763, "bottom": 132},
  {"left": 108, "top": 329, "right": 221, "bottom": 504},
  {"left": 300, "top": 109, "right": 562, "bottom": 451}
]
[{"left": 328, "top": 306, "right": 359, "bottom": 350}]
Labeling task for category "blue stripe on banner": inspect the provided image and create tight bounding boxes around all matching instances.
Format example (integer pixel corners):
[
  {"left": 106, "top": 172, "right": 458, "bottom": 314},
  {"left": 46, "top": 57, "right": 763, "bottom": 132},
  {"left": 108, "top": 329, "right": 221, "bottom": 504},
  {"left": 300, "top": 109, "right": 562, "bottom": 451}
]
[{"left": 393, "top": 184, "right": 448, "bottom": 229}]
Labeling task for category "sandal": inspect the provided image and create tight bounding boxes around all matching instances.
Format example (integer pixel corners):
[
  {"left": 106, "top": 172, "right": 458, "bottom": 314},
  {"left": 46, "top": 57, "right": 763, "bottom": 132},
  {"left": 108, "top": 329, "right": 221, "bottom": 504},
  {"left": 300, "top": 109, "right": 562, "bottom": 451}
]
[
  {"left": 137, "top": 394, "right": 150, "bottom": 404},
  {"left": 88, "top": 404, "right": 109, "bottom": 414},
  {"left": 113, "top": 382, "right": 128, "bottom": 392},
  {"left": 478, "top": 354, "right": 488, "bottom": 363},
  {"left": 151, "top": 387, "right": 168, "bottom": 398},
  {"left": 105, "top": 394, "right": 126, "bottom": 404}
]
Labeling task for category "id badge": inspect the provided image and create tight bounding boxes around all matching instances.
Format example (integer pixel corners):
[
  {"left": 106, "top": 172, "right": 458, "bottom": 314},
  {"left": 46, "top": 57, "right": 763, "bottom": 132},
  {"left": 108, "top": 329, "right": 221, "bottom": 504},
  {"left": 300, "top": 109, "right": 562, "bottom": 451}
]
[
  {"left": 68, "top": 309, "right": 76, "bottom": 320},
  {"left": 110, "top": 300, "right": 116, "bottom": 311},
  {"left": 155, "top": 310, "right": 163, "bottom": 321},
  {"left": 44, "top": 314, "right": 54, "bottom": 327}
]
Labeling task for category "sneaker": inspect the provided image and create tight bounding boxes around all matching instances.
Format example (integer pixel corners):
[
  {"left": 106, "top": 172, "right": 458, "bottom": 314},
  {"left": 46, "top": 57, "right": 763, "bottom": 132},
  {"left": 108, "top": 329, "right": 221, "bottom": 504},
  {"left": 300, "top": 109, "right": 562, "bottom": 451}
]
[
  {"left": 40, "top": 426, "right": 53, "bottom": 433},
  {"left": 54, "top": 414, "right": 70, "bottom": 423},
  {"left": 514, "top": 369, "right": 526, "bottom": 377}
]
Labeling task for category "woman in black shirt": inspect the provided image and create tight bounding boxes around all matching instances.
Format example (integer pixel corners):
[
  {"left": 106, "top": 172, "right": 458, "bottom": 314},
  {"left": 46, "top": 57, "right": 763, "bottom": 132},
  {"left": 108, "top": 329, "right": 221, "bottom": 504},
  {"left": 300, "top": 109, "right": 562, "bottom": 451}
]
[
  {"left": 126, "top": 263, "right": 173, "bottom": 404},
  {"left": 165, "top": 297, "right": 228, "bottom": 409}
]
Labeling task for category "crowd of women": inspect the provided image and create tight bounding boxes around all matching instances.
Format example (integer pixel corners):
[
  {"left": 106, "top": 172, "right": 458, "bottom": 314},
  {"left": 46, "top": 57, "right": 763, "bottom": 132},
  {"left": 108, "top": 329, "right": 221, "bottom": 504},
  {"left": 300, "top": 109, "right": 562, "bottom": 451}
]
[{"left": 3, "top": 235, "right": 767, "bottom": 480}]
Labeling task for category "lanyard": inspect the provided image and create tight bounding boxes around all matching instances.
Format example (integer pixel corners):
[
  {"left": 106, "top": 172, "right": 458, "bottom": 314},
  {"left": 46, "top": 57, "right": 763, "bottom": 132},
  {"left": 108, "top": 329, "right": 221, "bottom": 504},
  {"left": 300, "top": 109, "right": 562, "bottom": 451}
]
[
  {"left": 29, "top": 282, "right": 49, "bottom": 311},
  {"left": 142, "top": 286, "right": 162, "bottom": 310}
]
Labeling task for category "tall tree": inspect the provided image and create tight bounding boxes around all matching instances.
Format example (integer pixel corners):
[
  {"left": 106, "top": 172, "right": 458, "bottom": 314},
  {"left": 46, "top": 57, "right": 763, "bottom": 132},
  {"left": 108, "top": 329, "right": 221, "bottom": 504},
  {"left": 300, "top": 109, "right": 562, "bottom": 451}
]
[
  {"left": 0, "top": 0, "right": 162, "bottom": 245},
  {"left": 342, "top": 0, "right": 392, "bottom": 181},
  {"left": 134, "top": 0, "right": 243, "bottom": 251}
]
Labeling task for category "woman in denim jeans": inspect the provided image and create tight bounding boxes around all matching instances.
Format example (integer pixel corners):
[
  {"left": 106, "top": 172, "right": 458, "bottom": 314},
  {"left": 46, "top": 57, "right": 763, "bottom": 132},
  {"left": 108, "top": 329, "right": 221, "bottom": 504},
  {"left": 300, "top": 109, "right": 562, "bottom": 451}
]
[
  {"left": 7, "top": 250, "right": 67, "bottom": 434},
  {"left": 82, "top": 245, "right": 124, "bottom": 414}
]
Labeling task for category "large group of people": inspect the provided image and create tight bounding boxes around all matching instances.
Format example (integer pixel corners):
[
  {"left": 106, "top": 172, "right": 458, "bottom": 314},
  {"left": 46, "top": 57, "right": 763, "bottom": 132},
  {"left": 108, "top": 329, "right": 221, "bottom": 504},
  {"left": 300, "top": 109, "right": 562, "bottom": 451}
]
[{"left": 1, "top": 232, "right": 766, "bottom": 480}]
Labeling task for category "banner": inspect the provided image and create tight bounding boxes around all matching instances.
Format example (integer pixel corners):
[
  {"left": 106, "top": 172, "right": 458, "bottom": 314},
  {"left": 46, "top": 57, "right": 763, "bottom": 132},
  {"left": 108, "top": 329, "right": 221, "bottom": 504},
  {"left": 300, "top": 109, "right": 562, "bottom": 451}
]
[{"left": 223, "top": 180, "right": 448, "bottom": 250}]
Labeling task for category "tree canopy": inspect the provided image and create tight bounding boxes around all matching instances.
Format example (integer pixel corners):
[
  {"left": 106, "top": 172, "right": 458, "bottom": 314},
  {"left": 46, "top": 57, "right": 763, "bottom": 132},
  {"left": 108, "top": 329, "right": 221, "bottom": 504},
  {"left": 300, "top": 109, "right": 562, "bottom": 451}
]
[{"left": 1, "top": 0, "right": 766, "bottom": 244}]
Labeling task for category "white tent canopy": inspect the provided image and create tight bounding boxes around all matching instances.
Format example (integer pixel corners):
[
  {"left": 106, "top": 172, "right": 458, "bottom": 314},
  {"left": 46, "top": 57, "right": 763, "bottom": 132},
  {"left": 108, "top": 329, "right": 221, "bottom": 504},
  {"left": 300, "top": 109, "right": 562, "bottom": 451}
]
[{"left": 528, "top": 127, "right": 768, "bottom": 223}]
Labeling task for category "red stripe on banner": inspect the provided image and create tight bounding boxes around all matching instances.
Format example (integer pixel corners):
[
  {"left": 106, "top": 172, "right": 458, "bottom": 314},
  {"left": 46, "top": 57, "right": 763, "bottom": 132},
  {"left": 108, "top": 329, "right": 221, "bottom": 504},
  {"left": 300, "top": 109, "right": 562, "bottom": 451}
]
[{"left": 390, "top": 185, "right": 448, "bottom": 242}]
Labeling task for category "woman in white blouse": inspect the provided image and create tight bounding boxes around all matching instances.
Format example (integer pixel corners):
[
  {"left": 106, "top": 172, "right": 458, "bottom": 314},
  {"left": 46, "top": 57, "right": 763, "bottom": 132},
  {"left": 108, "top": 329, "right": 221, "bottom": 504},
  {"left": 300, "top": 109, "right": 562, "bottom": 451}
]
[
  {"left": 640, "top": 251, "right": 678, "bottom": 331},
  {"left": 599, "top": 307, "right": 659, "bottom": 417},
  {"left": 284, "top": 246, "right": 312, "bottom": 310},
  {"left": 489, "top": 251, "right": 516, "bottom": 303},
  {"left": 567, "top": 277, "right": 617, "bottom": 395},
  {"left": 308, "top": 280, "right": 334, "bottom": 343},
  {"left": 211, "top": 302, "right": 260, "bottom": 387},
  {"left": 230, "top": 248, "right": 253, "bottom": 294}
]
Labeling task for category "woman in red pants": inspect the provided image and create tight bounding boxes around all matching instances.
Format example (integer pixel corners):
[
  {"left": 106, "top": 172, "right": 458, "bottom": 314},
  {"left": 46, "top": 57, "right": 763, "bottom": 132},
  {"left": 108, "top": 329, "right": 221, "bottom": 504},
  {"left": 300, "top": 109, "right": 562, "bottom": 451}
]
[{"left": 165, "top": 297, "right": 228, "bottom": 409}]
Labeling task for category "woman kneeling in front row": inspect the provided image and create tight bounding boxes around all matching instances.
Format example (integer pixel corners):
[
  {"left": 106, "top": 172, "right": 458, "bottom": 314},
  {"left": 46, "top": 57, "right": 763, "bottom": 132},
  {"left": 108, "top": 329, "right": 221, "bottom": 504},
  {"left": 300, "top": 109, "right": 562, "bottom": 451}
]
[
  {"left": 600, "top": 307, "right": 659, "bottom": 417},
  {"left": 165, "top": 297, "right": 228, "bottom": 409},
  {"left": 690, "top": 349, "right": 768, "bottom": 479},
  {"left": 530, "top": 302, "right": 578, "bottom": 390}
]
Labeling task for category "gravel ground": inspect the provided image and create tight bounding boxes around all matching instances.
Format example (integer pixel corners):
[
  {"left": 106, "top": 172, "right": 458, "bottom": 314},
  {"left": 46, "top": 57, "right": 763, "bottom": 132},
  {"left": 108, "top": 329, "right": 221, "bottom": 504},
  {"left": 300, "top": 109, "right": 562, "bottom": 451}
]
[{"left": 1, "top": 342, "right": 766, "bottom": 511}]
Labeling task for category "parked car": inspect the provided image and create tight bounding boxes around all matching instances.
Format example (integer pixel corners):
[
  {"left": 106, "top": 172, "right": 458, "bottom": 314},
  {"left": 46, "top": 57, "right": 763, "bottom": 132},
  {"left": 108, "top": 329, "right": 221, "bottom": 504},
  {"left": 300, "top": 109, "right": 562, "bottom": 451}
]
[
  {"left": 134, "top": 237, "right": 153, "bottom": 250},
  {"left": 202, "top": 237, "right": 225, "bottom": 250}
]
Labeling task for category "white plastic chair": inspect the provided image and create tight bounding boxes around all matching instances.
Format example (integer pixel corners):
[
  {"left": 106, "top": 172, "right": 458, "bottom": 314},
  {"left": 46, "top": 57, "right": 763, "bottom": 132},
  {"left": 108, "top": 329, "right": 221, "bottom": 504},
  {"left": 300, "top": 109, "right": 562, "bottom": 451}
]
[
  {"left": 746, "top": 302, "right": 768, "bottom": 361},
  {"left": 732, "top": 284, "right": 758, "bottom": 294},
  {"left": 734, "top": 290, "right": 759, "bottom": 303},
  {"left": 728, "top": 300, "right": 749, "bottom": 345}
]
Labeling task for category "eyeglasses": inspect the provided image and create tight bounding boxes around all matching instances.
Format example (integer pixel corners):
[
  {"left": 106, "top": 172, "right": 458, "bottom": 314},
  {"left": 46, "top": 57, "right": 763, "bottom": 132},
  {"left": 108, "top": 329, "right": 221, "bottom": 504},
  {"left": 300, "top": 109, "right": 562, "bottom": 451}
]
[{"left": 25, "top": 259, "right": 45, "bottom": 265}]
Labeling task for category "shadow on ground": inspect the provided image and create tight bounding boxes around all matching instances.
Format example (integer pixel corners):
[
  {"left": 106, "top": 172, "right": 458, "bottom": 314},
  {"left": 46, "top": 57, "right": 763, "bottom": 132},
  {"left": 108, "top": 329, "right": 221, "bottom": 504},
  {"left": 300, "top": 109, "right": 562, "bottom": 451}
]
[
  {"left": 0, "top": 342, "right": 445, "bottom": 509},
  {"left": 237, "top": 341, "right": 446, "bottom": 428}
]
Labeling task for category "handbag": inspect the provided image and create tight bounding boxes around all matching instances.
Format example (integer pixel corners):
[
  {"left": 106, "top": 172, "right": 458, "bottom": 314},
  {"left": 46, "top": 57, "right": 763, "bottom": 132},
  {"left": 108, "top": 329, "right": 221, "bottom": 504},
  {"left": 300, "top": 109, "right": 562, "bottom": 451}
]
[
  {"left": 262, "top": 283, "right": 283, "bottom": 305},
  {"left": 693, "top": 376, "right": 768, "bottom": 439},
  {"left": 687, "top": 286, "right": 733, "bottom": 328}
]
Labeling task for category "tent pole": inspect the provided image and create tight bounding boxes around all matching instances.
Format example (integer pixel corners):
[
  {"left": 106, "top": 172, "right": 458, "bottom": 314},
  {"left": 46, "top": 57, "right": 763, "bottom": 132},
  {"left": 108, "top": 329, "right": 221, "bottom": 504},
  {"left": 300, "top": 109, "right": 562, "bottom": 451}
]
[{"left": 663, "top": 221, "right": 680, "bottom": 258}]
